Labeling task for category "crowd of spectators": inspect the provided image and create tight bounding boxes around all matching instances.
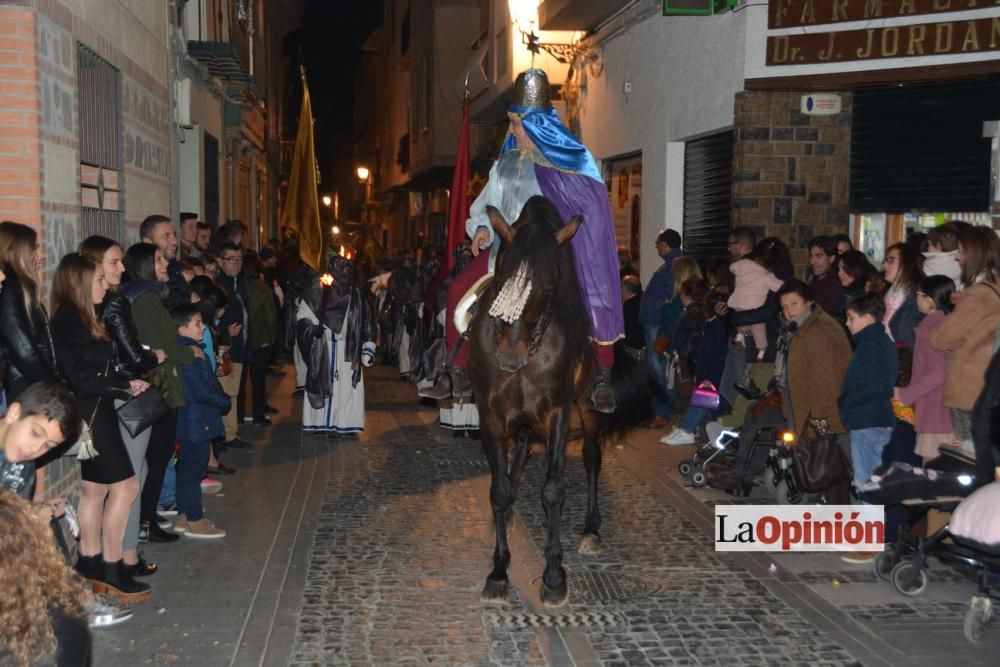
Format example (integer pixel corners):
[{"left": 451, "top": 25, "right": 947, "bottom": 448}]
[{"left": 0, "top": 214, "right": 297, "bottom": 662}]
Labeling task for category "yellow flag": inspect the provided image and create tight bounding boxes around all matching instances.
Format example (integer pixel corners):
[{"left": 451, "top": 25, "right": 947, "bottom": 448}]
[{"left": 280, "top": 71, "right": 322, "bottom": 272}]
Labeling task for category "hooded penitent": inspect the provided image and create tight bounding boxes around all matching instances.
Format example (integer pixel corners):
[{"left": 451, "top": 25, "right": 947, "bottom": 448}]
[{"left": 296, "top": 256, "right": 374, "bottom": 407}]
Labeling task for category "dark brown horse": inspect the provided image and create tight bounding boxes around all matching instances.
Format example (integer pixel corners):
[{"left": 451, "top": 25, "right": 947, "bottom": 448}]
[{"left": 467, "top": 196, "right": 652, "bottom": 607}]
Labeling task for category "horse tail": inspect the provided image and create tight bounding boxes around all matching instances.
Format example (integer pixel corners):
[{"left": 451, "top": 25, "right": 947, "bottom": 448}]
[{"left": 599, "top": 342, "right": 661, "bottom": 436}]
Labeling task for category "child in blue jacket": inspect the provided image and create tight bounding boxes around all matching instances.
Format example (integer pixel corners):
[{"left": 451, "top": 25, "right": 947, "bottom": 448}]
[
  {"left": 171, "top": 304, "right": 231, "bottom": 539},
  {"left": 839, "top": 292, "right": 898, "bottom": 499}
]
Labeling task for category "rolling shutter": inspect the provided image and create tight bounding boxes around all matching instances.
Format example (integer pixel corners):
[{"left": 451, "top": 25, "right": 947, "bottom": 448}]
[
  {"left": 850, "top": 81, "right": 999, "bottom": 213},
  {"left": 683, "top": 129, "right": 734, "bottom": 263}
]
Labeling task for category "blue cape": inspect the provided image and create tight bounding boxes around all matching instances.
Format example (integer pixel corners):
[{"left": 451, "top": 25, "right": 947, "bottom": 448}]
[{"left": 501, "top": 104, "right": 602, "bottom": 184}]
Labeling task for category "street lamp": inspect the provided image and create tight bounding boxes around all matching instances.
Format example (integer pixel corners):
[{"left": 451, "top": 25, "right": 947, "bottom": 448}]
[
  {"left": 331, "top": 225, "right": 340, "bottom": 235},
  {"left": 356, "top": 166, "right": 370, "bottom": 183},
  {"left": 322, "top": 194, "right": 332, "bottom": 206}
]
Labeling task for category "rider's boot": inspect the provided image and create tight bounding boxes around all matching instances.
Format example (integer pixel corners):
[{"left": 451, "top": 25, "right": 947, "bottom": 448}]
[
  {"left": 418, "top": 366, "right": 453, "bottom": 400},
  {"left": 589, "top": 365, "right": 616, "bottom": 414}
]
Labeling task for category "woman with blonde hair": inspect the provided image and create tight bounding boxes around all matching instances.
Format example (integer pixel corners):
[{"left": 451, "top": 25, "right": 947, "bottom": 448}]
[
  {"left": 51, "top": 253, "right": 152, "bottom": 602},
  {"left": 0, "top": 490, "right": 90, "bottom": 666},
  {"left": 0, "top": 221, "right": 59, "bottom": 401}
]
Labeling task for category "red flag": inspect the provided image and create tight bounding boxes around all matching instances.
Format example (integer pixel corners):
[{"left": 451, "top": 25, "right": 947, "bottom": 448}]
[{"left": 445, "top": 98, "right": 471, "bottom": 273}]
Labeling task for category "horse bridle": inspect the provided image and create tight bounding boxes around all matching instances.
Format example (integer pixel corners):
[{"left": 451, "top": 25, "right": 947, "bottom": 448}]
[{"left": 490, "top": 275, "right": 555, "bottom": 359}]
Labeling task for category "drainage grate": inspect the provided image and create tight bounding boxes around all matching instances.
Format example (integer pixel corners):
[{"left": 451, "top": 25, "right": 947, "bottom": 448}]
[
  {"left": 483, "top": 609, "right": 625, "bottom": 629},
  {"left": 432, "top": 457, "right": 489, "bottom": 468},
  {"left": 567, "top": 570, "right": 662, "bottom": 603}
]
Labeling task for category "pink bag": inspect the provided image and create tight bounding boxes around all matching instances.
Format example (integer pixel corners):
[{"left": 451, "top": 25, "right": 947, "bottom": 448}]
[{"left": 689, "top": 382, "right": 720, "bottom": 411}]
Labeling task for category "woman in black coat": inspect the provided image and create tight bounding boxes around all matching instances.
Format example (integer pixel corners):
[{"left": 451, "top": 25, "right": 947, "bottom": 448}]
[
  {"left": 80, "top": 235, "right": 169, "bottom": 573},
  {"left": 50, "top": 253, "right": 151, "bottom": 602},
  {"left": 0, "top": 221, "right": 60, "bottom": 401}
]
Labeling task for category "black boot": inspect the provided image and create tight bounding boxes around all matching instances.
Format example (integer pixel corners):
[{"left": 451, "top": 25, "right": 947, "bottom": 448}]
[
  {"left": 589, "top": 366, "right": 616, "bottom": 414},
  {"left": 94, "top": 560, "right": 151, "bottom": 602},
  {"left": 74, "top": 553, "right": 102, "bottom": 583},
  {"left": 418, "top": 368, "right": 453, "bottom": 400}
]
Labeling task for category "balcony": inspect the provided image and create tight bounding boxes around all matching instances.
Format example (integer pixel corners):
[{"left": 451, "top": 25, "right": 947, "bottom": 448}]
[
  {"left": 186, "top": 0, "right": 254, "bottom": 84},
  {"left": 537, "top": 0, "right": 632, "bottom": 31}
]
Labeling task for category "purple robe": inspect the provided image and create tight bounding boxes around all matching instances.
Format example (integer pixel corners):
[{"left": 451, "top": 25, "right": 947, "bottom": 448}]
[{"left": 535, "top": 165, "right": 624, "bottom": 345}]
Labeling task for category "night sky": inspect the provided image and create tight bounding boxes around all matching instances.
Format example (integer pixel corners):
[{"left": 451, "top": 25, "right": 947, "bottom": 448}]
[{"left": 299, "top": 1, "right": 383, "bottom": 202}]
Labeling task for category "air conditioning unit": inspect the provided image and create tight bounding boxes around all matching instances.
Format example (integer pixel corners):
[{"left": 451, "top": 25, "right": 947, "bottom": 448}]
[{"left": 174, "top": 77, "right": 192, "bottom": 127}]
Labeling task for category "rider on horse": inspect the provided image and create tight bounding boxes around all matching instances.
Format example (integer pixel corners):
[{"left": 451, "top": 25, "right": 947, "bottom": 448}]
[{"left": 423, "top": 68, "right": 624, "bottom": 413}]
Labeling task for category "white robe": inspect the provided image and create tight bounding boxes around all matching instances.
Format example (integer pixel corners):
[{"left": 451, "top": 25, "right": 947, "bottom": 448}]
[{"left": 298, "top": 300, "right": 366, "bottom": 434}]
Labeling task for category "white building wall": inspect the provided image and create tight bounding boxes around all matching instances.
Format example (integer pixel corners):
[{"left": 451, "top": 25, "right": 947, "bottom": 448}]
[{"left": 578, "top": 10, "right": 749, "bottom": 286}]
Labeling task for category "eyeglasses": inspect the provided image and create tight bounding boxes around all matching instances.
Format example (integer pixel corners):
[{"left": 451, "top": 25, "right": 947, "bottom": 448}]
[{"left": 883, "top": 256, "right": 898, "bottom": 265}]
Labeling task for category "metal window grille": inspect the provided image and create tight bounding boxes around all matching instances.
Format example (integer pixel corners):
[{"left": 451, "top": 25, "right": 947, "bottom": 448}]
[{"left": 77, "top": 44, "right": 123, "bottom": 240}]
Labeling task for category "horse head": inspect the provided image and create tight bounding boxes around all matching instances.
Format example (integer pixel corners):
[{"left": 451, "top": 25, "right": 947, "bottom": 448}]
[{"left": 485, "top": 197, "right": 582, "bottom": 373}]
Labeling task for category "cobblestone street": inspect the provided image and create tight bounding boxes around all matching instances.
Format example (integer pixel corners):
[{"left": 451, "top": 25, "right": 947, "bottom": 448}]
[{"left": 93, "top": 366, "right": 1000, "bottom": 665}]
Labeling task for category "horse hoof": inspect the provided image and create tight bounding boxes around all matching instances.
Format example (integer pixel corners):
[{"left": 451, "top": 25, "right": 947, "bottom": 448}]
[
  {"left": 540, "top": 579, "right": 569, "bottom": 608},
  {"left": 578, "top": 534, "right": 601, "bottom": 555},
  {"left": 481, "top": 577, "right": 509, "bottom": 603}
]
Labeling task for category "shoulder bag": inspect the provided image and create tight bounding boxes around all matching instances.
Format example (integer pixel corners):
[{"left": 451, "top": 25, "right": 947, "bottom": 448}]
[{"left": 116, "top": 385, "right": 171, "bottom": 438}]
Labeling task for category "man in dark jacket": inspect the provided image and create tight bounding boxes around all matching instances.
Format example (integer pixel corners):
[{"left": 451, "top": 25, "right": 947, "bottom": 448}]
[
  {"left": 216, "top": 241, "right": 253, "bottom": 448},
  {"left": 639, "top": 229, "right": 682, "bottom": 426},
  {"left": 140, "top": 214, "right": 188, "bottom": 306},
  {"left": 807, "top": 235, "right": 843, "bottom": 315}
]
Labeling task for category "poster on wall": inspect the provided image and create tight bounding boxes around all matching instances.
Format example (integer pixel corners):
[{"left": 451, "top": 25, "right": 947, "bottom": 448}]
[{"left": 606, "top": 155, "right": 643, "bottom": 274}]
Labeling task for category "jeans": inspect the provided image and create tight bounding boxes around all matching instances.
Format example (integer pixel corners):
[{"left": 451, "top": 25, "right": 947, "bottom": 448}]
[
  {"left": 680, "top": 406, "right": 711, "bottom": 434},
  {"left": 643, "top": 324, "right": 672, "bottom": 419},
  {"left": 850, "top": 427, "right": 893, "bottom": 504},
  {"left": 237, "top": 345, "right": 271, "bottom": 421},
  {"left": 719, "top": 342, "right": 746, "bottom": 408},
  {"left": 176, "top": 440, "right": 210, "bottom": 522},
  {"left": 158, "top": 459, "right": 176, "bottom": 508}
]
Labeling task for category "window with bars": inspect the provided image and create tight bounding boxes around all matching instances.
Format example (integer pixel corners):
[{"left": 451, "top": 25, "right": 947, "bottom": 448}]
[{"left": 78, "top": 45, "right": 123, "bottom": 240}]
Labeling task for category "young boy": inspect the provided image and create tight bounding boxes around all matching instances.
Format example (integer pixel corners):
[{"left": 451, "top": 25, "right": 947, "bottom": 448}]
[
  {"left": 839, "top": 293, "right": 898, "bottom": 562},
  {"left": 0, "top": 382, "right": 81, "bottom": 503},
  {"left": 170, "top": 304, "right": 231, "bottom": 539}
]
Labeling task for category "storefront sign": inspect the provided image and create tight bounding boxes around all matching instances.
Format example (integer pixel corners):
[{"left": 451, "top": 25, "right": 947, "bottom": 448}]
[
  {"left": 801, "top": 93, "right": 842, "bottom": 114},
  {"left": 770, "top": 0, "right": 998, "bottom": 29},
  {"left": 767, "top": 17, "right": 1000, "bottom": 64}
]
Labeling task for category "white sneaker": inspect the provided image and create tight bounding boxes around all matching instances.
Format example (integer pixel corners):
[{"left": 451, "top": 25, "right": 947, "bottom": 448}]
[
  {"left": 663, "top": 428, "right": 696, "bottom": 446},
  {"left": 158, "top": 503, "right": 178, "bottom": 518},
  {"left": 201, "top": 478, "right": 223, "bottom": 494}
]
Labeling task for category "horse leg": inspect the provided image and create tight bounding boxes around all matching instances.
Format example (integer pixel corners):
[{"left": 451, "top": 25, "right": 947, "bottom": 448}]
[
  {"left": 578, "top": 414, "right": 603, "bottom": 555},
  {"left": 539, "top": 408, "right": 570, "bottom": 608},
  {"left": 481, "top": 428, "right": 515, "bottom": 603}
]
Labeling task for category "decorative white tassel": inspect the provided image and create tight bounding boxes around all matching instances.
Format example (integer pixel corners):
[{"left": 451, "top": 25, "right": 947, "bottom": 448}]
[{"left": 489, "top": 261, "right": 532, "bottom": 324}]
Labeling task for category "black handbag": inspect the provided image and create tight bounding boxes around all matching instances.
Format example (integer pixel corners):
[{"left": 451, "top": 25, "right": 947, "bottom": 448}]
[
  {"left": 791, "top": 416, "right": 852, "bottom": 494},
  {"left": 116, "top": 385, "right": 171, "bottom": 437}
]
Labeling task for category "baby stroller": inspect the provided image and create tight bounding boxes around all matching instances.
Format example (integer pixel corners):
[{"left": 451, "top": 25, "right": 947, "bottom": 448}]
[
  {"left": 878, "top": 473, "right": 1000, "bottom": 643},
  {"left": 859, "top": 444, "right": 978, "bottom": 591}
]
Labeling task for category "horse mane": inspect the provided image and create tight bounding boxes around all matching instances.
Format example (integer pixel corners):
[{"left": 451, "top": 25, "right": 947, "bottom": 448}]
[{"left": 487, "top": 196, "right": 592, "bottom": 365}]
